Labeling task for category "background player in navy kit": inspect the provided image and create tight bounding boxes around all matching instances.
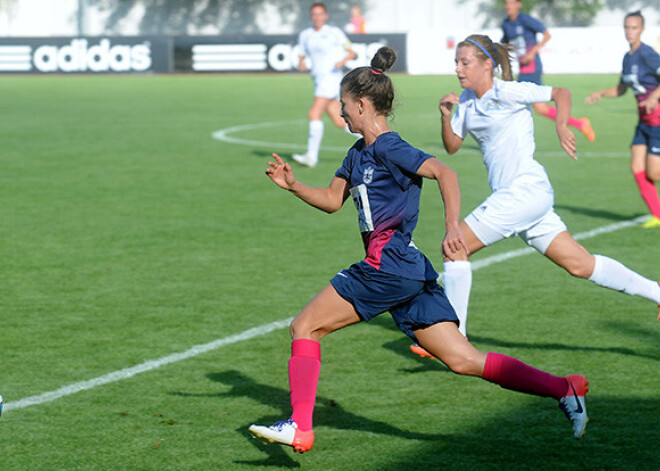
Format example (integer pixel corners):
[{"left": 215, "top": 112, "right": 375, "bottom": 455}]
[
  {"left": 293, "top": 2, "right": 358, "bottom": 168},
  {"left": 248, "top": 47, "right": 590, "bottom": 454},
  {"left": 586, "top": 10, "right": 660, "bottom": 229},
  {"left": 501, "top": 0, "right": 595, "bottom": 142}
]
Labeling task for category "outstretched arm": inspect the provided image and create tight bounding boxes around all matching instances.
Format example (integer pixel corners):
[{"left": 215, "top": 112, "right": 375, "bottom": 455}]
[
  {"left": 265, "top": 153, "right": 349, "bottom": 213},
  {"left": 550, "top": 87, "right": 577, "bottom": 160},
  {"left": 585, "top": 83, "right": 627, "bottom": 105},
  {"left": 439, "top": 92, "right": 463, "bottom": 154},
  {"left": 416, "top": 157, "right": 468, "bottom": 260}
]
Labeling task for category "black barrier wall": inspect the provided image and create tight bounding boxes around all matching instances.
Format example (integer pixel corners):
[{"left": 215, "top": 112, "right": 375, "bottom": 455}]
[
  {"left": 0, "top": 34, "right": 406, "bottom": 74},
  {"left": 0, "top": 37, "right": 173, "bottom": 74}
]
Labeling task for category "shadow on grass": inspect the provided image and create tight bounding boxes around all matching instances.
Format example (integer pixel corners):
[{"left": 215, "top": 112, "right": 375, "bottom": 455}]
[
  {"left": 377, "top": 394, "right": 660, "bottom": 470},
  {"left": 174, "top": 370, "right": 452, "bottom": 468},
  {"left": 554, "top": 204, "right": 643, "bottom": 222}
]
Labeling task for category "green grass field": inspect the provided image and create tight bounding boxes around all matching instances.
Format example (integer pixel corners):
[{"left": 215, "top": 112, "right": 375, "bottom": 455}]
[{"left": 1, "top": 72, "right": 658, "bottom": 470}]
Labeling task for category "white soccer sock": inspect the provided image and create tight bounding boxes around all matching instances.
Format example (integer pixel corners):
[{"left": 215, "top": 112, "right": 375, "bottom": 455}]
[
  {"left": 307, "top": 120, "right": 323, "bottom": 164},
  {"left": 344, "top": 124, "right": 362, "bottom": 139},
  {"left": 588, "top": 255, "right": 660, "bottom": 303},
  {"left": 443, "top": 261, "right": 472, "bottom": 336}
]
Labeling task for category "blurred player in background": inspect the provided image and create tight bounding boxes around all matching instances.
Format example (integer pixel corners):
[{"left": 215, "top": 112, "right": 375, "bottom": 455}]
[
  {"left": 410, "top": 34, "right": 660, "bottom": 353},
  {"left": 248, "top": 47, "right": 590, "bottom": 454},
  {"left": 293, "top": 2, "right": 358, "bottom": 168},
  {"left": 345, "top": 5, "right": 366, "bottom": 34},
  {"left": 501, "top": 0, "right": 595, "bottom": 142},
  {"left": 585, "top": 10, "right": 660, "bottom": 229}
]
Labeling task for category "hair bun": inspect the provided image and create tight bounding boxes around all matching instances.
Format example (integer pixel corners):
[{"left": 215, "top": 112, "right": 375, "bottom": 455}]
[{"left": 370, "top": 47, "right": 397, "bottom": 73}]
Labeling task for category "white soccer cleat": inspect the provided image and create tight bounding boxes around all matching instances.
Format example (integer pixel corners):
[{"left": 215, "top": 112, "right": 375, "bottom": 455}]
[
  {"left": 292, "top": 153, "right": 317, "bottom": 168},
  {"left": 558, "top": 375, "right": 589, "bottom": 439},
  {"left": 249, "top": 418, "right": 314, "bottom": 453}
]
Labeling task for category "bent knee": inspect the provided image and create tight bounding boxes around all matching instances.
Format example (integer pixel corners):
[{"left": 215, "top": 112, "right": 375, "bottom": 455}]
[
  {"left": 445, "top": 355, "right": 482, "bottom": 376},
  {"left": 562, "top": 260, "right": 594, "bottom": 279}
]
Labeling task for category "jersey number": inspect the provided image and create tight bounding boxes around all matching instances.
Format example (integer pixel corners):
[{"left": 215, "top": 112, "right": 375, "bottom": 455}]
[{"left": 350, "top": 184, "right": 374, "bottom": 233}]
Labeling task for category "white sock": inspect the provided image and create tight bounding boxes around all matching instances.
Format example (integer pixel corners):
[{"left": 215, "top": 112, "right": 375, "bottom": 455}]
[
  {"left": 344, "top": 124, "right": 362, "bottom": 139},
  {"left": 589, "top": 255, "right": 660, "bottom": 303},
  {"left": 443, "top": 261, "right": 472, "bottom": 336},
  {"left": 307, "top": 120, "right": 323, "bottom": 164}
]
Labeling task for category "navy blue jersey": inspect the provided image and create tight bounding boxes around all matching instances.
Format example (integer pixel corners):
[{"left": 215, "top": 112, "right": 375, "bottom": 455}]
[
  {"left": 501, "top": 13, "right": 546, "bottom": 76},
  {"left": 622, "top": 43, "right": 660, "bottom": 126},
  {"left": 335, "top": 132, "right": 437, "bottom": 281}
]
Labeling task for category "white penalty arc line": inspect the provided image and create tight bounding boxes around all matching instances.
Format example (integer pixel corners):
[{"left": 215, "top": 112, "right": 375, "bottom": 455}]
[
  {"left": 212, "top": 119, "right": 629, "bottom": 158},
  {"left": 3, "top": 215, "right": 649, "bottom": 413}
]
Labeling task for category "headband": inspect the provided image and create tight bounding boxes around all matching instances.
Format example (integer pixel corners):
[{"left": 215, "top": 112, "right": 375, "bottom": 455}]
[{"left": 465, "top": 38, "right": 495, "bottom": 67}]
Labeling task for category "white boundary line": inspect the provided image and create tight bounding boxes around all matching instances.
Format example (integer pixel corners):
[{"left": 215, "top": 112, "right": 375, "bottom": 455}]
[
  {"left": 211, "top": 119, "right": 629, "bottom": 158},
  {"left": 3, "top": 215, "right": 649, "bottom": 413}
]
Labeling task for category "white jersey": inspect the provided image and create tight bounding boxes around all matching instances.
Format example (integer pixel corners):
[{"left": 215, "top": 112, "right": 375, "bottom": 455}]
[
  {"left": 451, "top": 78, "right": 553, "bottom": 192},
  {"left": 298, "top": 24, "right": 351, "bottom": 78}
]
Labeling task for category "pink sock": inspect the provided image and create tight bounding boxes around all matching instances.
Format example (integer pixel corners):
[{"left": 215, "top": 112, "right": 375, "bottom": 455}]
[
  {"left": 634, "top": 171, "right": 660, "bottom": 218},
  {"left": 482, "top": 352, "right": 568, "bottom": 399},
  {"left": 544, "top": 106, "right": 583, "bottom": 129},
  {"left": 288, "top": 339, "right": 321, "bottom": 431}
]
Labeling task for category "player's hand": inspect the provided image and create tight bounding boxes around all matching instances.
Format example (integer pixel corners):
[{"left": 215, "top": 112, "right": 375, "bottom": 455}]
[
  {"left": 334, "top": 60, "right": 344, "bottom": 69},
  {"left": 557, "top": 125, "right": 577, "bottom": 160},
  {"left": 584, "top": 92, "right": 602, "bottom": 106},
  {"left": 298, "top": 62, "right": 309, "bottom": 72},
  {"left": 520, "top": 51, "right": 535, "bottom": 64},
  {"left": 442, "top": 224, "right": 469, "bottom": 261},
  {"left": 640, "top": 96, "right": 660, "bottom": 114},
  {"left": 439, "top": 92, "right": 459, "bottom": 117},
  {"left": 266, "top": 153, "right": 297, "bottom": 190}
]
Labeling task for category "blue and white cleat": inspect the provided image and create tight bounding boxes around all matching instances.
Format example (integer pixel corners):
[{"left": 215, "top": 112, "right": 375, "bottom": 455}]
[
  {"left": 0, "top": 393, "right": 3, "bottom": 418},
  {"left": 558, "top": 375, "right": 589, "bottom": 439}
]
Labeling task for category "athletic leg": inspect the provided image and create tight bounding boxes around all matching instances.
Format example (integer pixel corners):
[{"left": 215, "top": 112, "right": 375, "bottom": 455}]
[
  {"left": 249, "top": 284, "right": 361, "bottom": 452},
  {"left": 414, "top": 322, "right": 588, "bottom": 438},
  {"left": 543, "top": 231, "right": 660, "bottom": 305},
  {"left": 533, "top": 103, "right": 595, "bottom": 142},
  {"left": 294, "top": 97, "right": 331, "bottom": 167},
  {"left": 632, "top": 145, "right": 660, "bottom": 223}
]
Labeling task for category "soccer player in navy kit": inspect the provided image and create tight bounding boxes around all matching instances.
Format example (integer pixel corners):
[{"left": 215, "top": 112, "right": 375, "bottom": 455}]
[
  {"left": 502, "top": 0, "right": 595, "bottom": 142},
  {"left": 248, "top": 47, "right": 590, "bottom": 454},
  {"left": 586, "top": 10, "right": 660, "bottom": 229}
]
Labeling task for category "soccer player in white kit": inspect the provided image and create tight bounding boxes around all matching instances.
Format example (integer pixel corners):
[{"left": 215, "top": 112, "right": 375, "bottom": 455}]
[
  {"left": 292, "top": 2, "right": 357, "bottom": 168},
  {"left": 410, "top": 35, "right": 660, "bottom": 356}
]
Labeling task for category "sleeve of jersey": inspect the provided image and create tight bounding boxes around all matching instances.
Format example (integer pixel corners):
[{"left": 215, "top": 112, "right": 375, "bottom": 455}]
[
  {"left": 297, "top": 31, "right": 306, "bottom": 55},
  {"left": 503, "top": 81, "right": 552, "bottom": 105},
  {"left": 336, "top": 28, "right": 352, "bottom": 50},
  {"left": 335, "top": 152, "right": 354, "bottom": 181},
  {"left": 522, "top": 14, "right": 546, "bottom": 34},
  {"left": 641, "top": 46, "right": 660, "bottom": 76},
  {"left": 450, "top": 101, "right": 468, "bottom": 140}
]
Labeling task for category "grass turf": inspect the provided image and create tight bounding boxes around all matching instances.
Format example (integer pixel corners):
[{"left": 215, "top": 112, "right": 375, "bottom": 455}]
[{"left": 0, "top": 72, "right": 658, "bottom": 470}]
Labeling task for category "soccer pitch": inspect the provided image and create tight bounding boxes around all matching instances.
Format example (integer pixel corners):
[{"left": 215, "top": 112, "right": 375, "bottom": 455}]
[{"left": 1, "top": 73, "right": 658, "bottom": 470}]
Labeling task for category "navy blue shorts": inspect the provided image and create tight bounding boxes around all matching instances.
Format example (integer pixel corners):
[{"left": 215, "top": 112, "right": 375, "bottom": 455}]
[
  {"left": 631, "top": 122, "right": 660, "bottom": 155},
  {"left": 330, "top": 261, "right": 458, "bottom": 343},
  {"left": 518, "top": 72, "right": 543, "bottom": 85}
]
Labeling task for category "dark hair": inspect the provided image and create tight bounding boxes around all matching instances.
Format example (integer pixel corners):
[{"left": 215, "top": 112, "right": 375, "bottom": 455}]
[
  {"left": 310, "top": 2, "right": 327, "bottom": 12},
  {"left": 624, "top": 10, "right": 644, "bottom": 27},
  {"left": 458, "top": 34, "right": 515, "bottom": 81},
  {"left": 340, "top": 47, "right": 397, "bottom": 116}
]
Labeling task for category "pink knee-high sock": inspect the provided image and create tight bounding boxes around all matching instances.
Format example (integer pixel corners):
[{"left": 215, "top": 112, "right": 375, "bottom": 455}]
[
  {"left": 634, "top": 171, "right": 660, "bottom": 218},
  {"left": 544, "top": 106, "right": 583, "bottom": 129},
  {"left": 288, "top": 339, "right": 321, "bottom": 431},
  {"left": 482, "top": 352, "right": 568, "bottom": 399}
]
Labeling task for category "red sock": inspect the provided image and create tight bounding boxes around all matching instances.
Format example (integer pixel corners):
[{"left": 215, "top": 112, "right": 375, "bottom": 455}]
[
  {"left": 544, "top": 106, "right": 583, "bottom": 129},
  {"left": 634, "top": 171, "right": 660, "bottom": 218},
  {"left": 288, "top": 339, "right": 321, "bottom": 431},
  {"left": 482, "top": 352, "right": 568, "bottom": 399}
]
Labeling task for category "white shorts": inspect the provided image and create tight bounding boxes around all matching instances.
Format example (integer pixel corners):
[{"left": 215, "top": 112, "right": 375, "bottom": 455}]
[
  {"left": 464, "top": 178, "right": 567, "bottom": 254},
  {"left": 313, "top": 72, "right": 342, "bottom": 99}
]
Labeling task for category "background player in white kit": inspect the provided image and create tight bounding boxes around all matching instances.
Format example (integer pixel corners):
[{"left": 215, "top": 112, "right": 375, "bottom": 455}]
[
  {"left": 293, "top": 2, "right": 358, "bottom": 168},
  {"left": 411, "top": 35, "right": 660, "bottom": 358}
]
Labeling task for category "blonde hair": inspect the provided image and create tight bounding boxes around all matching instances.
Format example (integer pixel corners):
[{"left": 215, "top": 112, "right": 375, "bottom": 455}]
[{"left": 458, "top": 34, "right": 515, "bottom": 81}]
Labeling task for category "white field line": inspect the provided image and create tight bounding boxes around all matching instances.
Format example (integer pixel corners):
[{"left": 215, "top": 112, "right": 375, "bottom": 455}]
[
  {"left": 4, "top": 216, "right": 649, "bottom": 413},
  {"left": 212, "top": 119, "right": 629, "bottom": 158}
]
